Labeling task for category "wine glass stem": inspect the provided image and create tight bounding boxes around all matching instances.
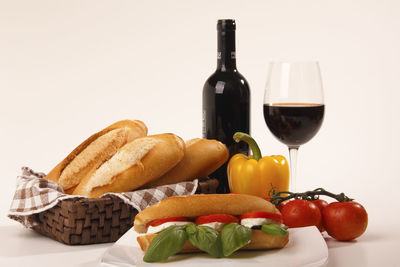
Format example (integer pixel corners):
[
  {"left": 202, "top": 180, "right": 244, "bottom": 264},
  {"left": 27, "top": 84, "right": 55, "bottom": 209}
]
[{"left": 288, "top": 146, "right": 299, "bottom": 192}]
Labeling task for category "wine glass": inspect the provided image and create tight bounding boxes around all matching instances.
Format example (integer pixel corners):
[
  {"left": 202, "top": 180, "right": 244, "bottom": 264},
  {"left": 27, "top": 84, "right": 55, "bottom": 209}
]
[{"left": 263, "top": 61, "right": 324, "bottom": 192}]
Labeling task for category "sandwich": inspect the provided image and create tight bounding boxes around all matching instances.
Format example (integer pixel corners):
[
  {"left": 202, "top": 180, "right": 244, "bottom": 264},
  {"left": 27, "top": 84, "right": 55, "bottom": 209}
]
[{"left": 134, "top": 194, "right": 289, "bottom": 262}]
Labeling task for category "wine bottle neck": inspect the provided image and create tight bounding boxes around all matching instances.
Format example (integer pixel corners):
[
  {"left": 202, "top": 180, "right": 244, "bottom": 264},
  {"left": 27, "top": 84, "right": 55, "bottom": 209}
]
[{"left": 217, "top": 29, "right": 237, "bottom": 71}]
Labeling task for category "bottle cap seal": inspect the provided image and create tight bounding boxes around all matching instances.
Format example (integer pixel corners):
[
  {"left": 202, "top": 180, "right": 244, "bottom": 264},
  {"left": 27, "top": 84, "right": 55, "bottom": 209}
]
[{"left": 217, "top": 19, "right": 236, "bottom": 31}]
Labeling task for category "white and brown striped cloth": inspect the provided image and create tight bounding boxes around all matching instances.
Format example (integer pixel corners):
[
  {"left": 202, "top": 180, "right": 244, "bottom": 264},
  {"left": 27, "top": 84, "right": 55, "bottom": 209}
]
[{"left": 8, "top": 167, "right": 198, "bottom": 228}]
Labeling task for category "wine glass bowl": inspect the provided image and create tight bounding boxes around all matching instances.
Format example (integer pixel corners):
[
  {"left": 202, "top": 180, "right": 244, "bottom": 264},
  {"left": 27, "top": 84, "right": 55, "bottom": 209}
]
[
  {"left": 263, "top": 61, "right": 324, "bottom": 191},
  {"left": 263, "top": 103, "right": 324, "bottom": 148}
]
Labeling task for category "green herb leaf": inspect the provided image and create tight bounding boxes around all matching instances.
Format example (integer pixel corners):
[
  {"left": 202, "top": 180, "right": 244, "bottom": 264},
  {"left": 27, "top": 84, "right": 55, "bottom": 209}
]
[
  {"left": 185, "top": 224, "right": 222, "bottom": 258},
  {"left": 143, "top": 225, "right": 188, "bottom": 262},
  {"left": 261, "top": 224, "right": 288, "bottom": 236},
  {"left": 220, "top": 223, "right": 252, "bottom": 256}
]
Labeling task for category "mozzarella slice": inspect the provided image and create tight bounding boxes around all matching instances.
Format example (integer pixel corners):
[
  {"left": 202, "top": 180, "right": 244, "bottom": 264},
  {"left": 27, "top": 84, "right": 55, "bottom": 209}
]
[
  {"left": 240, "top": 218, "right": 277, "bottom": 228},
  {"left": 147, "top": 221, "right": 193, "bottom": 234},
  {"left": 197, "top": 222, "right": 226, "bottom": 231}
]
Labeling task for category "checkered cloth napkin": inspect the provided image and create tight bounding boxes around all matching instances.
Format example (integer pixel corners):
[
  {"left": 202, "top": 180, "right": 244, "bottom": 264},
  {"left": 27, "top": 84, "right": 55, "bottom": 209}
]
[{"left": 8, "top": 167, "right": 198, "bottom": 228}]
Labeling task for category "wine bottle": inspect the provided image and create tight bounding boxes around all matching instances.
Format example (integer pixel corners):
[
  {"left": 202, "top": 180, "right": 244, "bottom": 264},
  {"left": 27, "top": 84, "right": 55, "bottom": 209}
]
[{"left": 202, "top": 19, "right": 251, "bottom": 193}]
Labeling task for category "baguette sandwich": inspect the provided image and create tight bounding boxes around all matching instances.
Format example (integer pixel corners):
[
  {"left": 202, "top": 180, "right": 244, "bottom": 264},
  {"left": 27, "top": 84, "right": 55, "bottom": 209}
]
[
  {"left": 134, "top": 194, "right": 289, "bottom": 262},
  {"left": 46, "top": 120, "right": 148, "bottom": 193}
]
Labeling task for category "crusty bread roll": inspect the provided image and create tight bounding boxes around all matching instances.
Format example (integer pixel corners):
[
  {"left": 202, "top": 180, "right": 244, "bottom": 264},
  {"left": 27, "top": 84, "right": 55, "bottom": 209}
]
[
  {"left": 134, "top": 194, "right": 280, "bottom": 233},
  {"left": 142, "top": 138, "right": 229, "bottom": 188},
  {"left": 134, "top": 194, "right": 288, "bottom": 254},
  {"left": 72, "top": 133, "right": 185, "bottom": 198},
  {"left": 137, "top": 230, "right": 287, "bottom": 253},
  {"left": 45, "top": 120, "right": 147, "bottom": 192}
]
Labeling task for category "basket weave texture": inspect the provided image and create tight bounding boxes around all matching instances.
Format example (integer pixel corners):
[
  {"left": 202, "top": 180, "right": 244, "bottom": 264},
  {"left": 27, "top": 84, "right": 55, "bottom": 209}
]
[{"left": 32, "top": 179, "right": 218, "bottom": 245}]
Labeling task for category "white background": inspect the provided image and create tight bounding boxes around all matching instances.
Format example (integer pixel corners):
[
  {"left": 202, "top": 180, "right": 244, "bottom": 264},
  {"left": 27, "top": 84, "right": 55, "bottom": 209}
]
[{"left": 0, "top": 0, "right": 399, "bottom": 265}]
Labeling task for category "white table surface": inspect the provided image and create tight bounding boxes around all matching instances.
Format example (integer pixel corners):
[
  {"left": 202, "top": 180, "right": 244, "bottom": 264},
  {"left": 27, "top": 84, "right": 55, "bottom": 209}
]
[
  {"left": 1, "top": 0, "right": 400, "bottom": 266},
  {"left": 0, "top": 218, "right": 398, "bottom": 267}
]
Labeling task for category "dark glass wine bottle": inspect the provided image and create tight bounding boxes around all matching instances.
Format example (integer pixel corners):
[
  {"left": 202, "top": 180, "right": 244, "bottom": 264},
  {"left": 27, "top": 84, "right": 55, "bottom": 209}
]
[{"left": 202, "top": 19, "right": 251, "bottom": 193}]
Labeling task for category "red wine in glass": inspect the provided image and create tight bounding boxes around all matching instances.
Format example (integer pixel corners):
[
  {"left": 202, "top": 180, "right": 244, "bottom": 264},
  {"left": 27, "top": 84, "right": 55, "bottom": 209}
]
[{"left": 263, "top": 103, "right": 324, "bottom": 148}]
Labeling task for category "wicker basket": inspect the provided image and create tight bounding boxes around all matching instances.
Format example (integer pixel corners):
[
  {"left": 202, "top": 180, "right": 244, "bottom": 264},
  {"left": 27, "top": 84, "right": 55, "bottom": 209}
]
[{"left": 32, "top": 179, "right": 219, "bottom": 245}]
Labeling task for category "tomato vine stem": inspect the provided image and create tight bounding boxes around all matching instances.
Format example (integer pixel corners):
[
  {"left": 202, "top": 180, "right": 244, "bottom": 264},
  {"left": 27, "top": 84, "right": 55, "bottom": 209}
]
[{"left": 269, "top": 188, "right": 353, "bottom": 205}]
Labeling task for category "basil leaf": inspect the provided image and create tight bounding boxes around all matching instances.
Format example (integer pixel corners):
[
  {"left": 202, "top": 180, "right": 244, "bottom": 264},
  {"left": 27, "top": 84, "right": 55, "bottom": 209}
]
[
  {"left": 261, "top": 224, "right": 288, "bottom": 236},
  {"left": 220, "top": 223, "right": 252, "bottom": 256},
  {"left": 185, "top": 224, "right": 222, "bottom": 258},
  {"left": 143, "top": 225, "right": 188, "bottom": 262}
]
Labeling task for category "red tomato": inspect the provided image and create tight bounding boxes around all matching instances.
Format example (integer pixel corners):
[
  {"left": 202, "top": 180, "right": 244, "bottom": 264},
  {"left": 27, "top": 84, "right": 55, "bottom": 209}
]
[
  {"left": 240, "top": 211, "right": 282, "bottom": 224},
  {"left": 323, "top": 201, "right": 368, "bottom": 241},
  {"left": 311, "top": 199, "right": 329, "bottom": 232},
  {"left": 147, "top": 217, "right": 190, "bottom": 227},
  {"left": 276, "top": 199, "right": 292, "bottom": 212},
  {"left": 281, "top": 199, "right": 321, "bottom": 228},
  {"left": 195, "top": 214, "right": 239, "bottom": 225}
]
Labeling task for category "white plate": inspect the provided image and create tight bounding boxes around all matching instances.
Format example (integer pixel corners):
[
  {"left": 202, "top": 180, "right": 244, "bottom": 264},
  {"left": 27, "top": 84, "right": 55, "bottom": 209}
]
[{"left": 99, "top": 226, "right": 328, "bottom": 267}]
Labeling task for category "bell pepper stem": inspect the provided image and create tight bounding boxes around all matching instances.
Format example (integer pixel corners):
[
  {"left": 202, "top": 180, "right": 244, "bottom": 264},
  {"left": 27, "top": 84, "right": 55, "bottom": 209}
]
[{"left": 233, "top": 132, "right": 262, "bottom": 161}]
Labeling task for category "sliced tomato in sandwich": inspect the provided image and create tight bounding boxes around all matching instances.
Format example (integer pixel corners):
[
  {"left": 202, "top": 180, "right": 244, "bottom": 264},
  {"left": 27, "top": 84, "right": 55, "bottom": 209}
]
[
  {"left": 240, "top": 211, "right": 283, "bottom": 224},
  {"left": 195, "top": 214, "right": 239, "bottom": 225},
  {"left": 147, "top": 217, "right": 190, "bottom": 228}
]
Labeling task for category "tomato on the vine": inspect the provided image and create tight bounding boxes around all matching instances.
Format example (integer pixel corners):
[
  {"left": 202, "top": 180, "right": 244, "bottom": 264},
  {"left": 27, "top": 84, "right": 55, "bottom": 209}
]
[
  {"left": 276, "top": 199, "right": 292, "bottom": 212},
  {"left": 280, "top": 199, "right": 321, "bottom": 228},
  {"left": 322, "top": 201, "right": 368, "bottom": 241},
  {"left": 311, "top": 199, "right": 329, "bottom": 232}
]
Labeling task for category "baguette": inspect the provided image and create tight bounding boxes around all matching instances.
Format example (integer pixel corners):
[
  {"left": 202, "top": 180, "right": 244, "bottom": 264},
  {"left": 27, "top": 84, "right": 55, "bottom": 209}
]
[
  {"left": 72, "top": 133, "right": 185, "bottom": 198},
  {"left": 143, "top": 138, "right": 229, "bottom": 188},
  {"left": 45, "top": 120, "right": 147, "bottom": 192},
  {"left": 134, "top": 194, "right": 288, "bottom": 258}
]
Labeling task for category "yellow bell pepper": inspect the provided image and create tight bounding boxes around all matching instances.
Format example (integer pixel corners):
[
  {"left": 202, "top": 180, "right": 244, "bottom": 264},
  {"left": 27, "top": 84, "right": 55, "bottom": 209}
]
[{"left": 227, "top": 132, "right": 289, "bottom": 199}]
